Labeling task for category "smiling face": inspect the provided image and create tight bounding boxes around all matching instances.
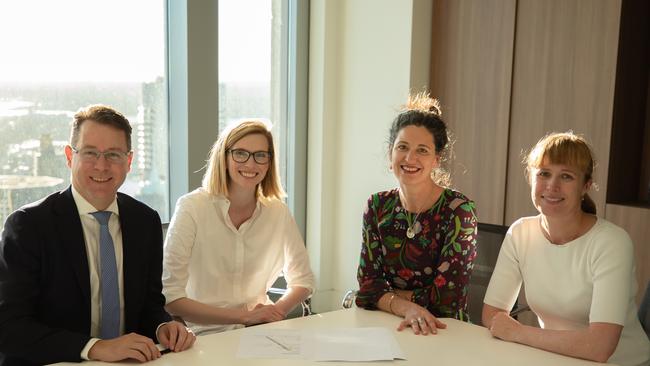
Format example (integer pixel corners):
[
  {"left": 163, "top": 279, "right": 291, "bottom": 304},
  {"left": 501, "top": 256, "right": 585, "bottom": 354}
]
[
  {"left": 64, "top": 120, "right": 132, "bottom": 210},
  {"left": 390, "top": 125, "right": 439, "bottom": 188},
  {"left": 530, "top": 157, "right": 591, "bottom": 218},
  {"left": 227, "top": 133, "right": 270, "bottom": 194}
]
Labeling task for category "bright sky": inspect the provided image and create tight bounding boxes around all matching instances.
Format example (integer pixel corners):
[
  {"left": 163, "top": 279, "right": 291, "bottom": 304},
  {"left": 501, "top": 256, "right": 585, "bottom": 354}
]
[
  {"left": 219, "top": 0, "right": 272, "bottom": 83},
  {"left": 0, "top": 0, "right": 271, "bottom": 83}
]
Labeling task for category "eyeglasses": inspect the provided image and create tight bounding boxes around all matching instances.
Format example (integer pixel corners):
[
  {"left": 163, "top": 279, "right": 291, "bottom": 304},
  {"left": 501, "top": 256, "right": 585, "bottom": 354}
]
[
  {"left": 227, "top": 149, "right": 272, "bottom": 164},
  {"left": 71, "top": 146, "right": 131, "bottom": 164}
]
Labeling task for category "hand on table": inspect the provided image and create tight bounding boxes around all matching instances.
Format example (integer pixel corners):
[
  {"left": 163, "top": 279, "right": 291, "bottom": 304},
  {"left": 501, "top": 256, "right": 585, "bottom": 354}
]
[
  {"left": 88, "top": 333, "right": 161, "bottom": 363},
  {"left": 488, "top": 311, "right": 522, "bottom": 342},
  {"left": 157, "top": 320, "right": 196, "bottom": 353},
  {"left": 397, "top": 305, "right": 446, "bottom": 335},
  {"left": 244, "top": 303, "right": 286, "bottom": 326}
]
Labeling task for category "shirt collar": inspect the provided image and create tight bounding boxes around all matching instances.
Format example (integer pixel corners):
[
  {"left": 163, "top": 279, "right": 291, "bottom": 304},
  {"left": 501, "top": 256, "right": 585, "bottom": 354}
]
[
  {"left": 212, "top": 193, "right": 265, "bottom": 210},
  {"left": 71, "top": 185, "right": 120, "bottom": 217}
]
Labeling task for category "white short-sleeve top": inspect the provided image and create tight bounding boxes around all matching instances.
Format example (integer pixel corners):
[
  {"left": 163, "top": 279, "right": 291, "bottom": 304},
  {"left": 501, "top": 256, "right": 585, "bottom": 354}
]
[{"left": 484, "top": 216, "right": 650, "bottom": 366}]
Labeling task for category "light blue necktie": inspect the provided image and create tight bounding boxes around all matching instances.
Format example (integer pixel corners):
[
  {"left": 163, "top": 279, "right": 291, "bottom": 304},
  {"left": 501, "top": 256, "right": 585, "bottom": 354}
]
[{"left": 91, "top": 211, "right": 120, "bottom": 339}]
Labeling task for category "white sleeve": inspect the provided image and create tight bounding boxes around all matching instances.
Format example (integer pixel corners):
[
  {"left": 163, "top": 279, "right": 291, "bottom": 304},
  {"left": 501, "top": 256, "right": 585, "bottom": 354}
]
[
  {"left": 162, "top": 195, "right": 198, "bottom": 304},
  {"left": 483, "top": 230, "right": 523, "bottom": 312},
  {"left": 588, "top": 225, "right": 634, "bottom": 325},
  {"left": 281, "top": 206, "right": 316, "bottom": 294}
]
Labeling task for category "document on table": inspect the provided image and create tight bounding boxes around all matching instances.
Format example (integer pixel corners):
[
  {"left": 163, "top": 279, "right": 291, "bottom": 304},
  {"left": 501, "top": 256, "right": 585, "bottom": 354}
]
[
  {"left": 310, "top": 327, "right": 406, "bottom": 361},
  {"left": 237, "top": 327, "right": 405, "bottom": 361},
  {"left": 237, "top": 329, "right": 305, "bottom": 359}
]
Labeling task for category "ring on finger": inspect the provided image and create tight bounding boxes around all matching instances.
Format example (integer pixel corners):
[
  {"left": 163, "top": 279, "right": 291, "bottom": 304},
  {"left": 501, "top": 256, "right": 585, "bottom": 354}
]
[
  {"left": 417, "top": 317, "right": 425, "bottom": 324},
  {"left": 410, "top": 319, "right": 418, "bottom": 325}
]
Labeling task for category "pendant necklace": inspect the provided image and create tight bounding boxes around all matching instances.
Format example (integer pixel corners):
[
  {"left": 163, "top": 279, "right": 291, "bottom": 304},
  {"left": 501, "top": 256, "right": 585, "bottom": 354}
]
[
  {"left": 406, "top": 213, "right": 420, "bottom": 238},
  {"left": 404, "top": 201, "right": 426, "bottom": 239},
  {"left": 401, "top": 186, "right": 438, "bottom": 239}
]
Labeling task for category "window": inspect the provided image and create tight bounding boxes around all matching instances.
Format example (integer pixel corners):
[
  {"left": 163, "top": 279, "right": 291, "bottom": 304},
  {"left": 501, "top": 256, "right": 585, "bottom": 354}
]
[
  {"left": 218, "top": 0, "right": 272, "bottom": 130},
  {"left": 217, "top": 0, "right": 308, "bottom": 232},
  {"left": 0, "top": 0, "right": 169, "bottom": 225},
  {"left": 216, "top": 0, "right": 308, "bottom": 298},
  {"left": 0, "top": 0, "right": 307, "bottom": 230}
]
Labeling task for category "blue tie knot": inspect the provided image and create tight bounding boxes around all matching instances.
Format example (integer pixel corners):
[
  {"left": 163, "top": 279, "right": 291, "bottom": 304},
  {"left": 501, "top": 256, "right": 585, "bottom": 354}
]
[{"left": 91, "top": 211, "right": 111, "bottom": 226}]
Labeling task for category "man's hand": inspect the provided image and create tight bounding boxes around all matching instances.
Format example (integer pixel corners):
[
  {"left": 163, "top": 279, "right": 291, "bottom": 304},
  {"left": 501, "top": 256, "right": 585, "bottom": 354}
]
[
  {"left": 88, "top": 333, "right": 161, "bottom": 363},
  {"left": 157, "top": 321, "right": 196, "bottom": 353}
]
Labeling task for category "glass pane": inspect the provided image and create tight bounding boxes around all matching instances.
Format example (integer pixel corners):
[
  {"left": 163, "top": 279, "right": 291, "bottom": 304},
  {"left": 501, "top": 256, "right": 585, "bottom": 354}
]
[
  {"left": 0, "top": 0, "right": 169, "bottom": 226},
  {"left": 218, "top": 0, "right": 273, "bottom": 130},
  {"left": 219, "top": 0, "right": 289, "bottom": 192}
]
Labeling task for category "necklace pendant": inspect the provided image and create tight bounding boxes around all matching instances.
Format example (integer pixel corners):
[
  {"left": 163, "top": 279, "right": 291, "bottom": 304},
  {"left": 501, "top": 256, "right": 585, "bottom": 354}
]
[{"left": 406, "top": 227, "right": 415, "bottom": 239}]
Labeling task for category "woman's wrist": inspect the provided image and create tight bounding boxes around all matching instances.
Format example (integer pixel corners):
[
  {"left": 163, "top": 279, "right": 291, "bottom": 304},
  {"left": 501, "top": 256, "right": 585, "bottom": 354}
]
[
  {"left": 238, "top": 308, "right": 251, "bottom": 325},
  {"left": 273, "top": 301, "right": 291, "bottom": 317},
  {"left": 387, "top": 293, "right": 397, "bottom": 314},
  {"left": 394, "top": 289, "right": 413, "bottom": 301}
]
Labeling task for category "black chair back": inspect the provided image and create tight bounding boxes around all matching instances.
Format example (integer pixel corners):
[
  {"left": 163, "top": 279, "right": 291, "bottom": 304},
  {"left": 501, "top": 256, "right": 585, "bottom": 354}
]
[
  {"left": 639, "top": 281, "right": 650, "bottom": 337},
  {"left": 467, "top": 222, "right": 509, "bottom": 324}
]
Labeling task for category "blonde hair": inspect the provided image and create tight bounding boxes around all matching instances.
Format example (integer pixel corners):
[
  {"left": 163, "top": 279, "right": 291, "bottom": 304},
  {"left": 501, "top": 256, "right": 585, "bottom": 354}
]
[
  {"left": 524, "top": 131, "right": 596, "bottom": 214},
  {"left": 202, "top": 119, "right": 286, "bottom": 200}
]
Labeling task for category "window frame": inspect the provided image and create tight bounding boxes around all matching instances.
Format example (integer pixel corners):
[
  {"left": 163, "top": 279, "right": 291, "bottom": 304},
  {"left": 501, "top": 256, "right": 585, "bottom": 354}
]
[{"left": 167, "top": 0, "right": 308, "bottom": 235}]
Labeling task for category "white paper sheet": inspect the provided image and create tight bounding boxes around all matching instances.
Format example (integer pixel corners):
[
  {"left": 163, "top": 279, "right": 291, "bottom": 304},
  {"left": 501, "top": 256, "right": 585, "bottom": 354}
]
[
  {"left": 236, "top": 327, "right": 405, "bottom": 362},
  {"left": 237, "top": 329, "right": 305, "bottom": 359},
  {"left": 309, "top": 327, "right": 405, "bottom": 362}
]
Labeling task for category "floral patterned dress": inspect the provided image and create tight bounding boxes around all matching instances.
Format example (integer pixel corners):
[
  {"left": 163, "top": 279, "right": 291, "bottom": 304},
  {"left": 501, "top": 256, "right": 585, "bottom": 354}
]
[{"left": 356, "top": 188, "right": 478, "bottom": 321}]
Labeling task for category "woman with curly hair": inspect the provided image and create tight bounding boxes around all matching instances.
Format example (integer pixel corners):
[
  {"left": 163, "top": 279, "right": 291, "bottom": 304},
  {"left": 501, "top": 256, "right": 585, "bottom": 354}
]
[{"left": 355, "top": 92, "right": 478, "bottom": 335}]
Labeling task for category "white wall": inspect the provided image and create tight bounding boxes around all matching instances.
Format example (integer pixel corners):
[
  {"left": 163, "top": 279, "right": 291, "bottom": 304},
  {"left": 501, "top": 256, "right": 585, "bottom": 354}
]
[{"left": 306, "top": 0, "right": 432, "bottom": 312}]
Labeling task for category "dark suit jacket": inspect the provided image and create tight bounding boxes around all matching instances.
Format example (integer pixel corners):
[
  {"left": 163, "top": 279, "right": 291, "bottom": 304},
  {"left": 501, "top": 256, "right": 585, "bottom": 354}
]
[{"left": 0, "top": 187, "right": 172, "bottom": 365}]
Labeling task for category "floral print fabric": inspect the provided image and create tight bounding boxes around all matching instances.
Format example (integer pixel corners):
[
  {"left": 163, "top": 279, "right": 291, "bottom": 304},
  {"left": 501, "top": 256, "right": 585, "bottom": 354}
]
[{"left": 356, "top": 188, "right": 478, "bottom": 321}]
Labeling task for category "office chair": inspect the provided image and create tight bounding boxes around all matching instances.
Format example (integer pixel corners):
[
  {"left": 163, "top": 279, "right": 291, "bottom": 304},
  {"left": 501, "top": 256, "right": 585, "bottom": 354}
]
[
  {"left": 342, "top": 290, "right": 357, "bottom": 309},
  {"left": 268, "top": 286, "right": 313, "bottom": 317},
  {"left": 467, "top": 223, "right": 509, "bottom": 322},
  {"left": 639, "top": 281, "right": 650, "bottom": 337}
]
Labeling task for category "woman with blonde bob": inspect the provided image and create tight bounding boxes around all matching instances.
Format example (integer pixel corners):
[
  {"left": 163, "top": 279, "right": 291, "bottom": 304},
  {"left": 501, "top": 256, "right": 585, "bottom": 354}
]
[
  {"left": 483, "top": 132, "right": 650, "bottom": 366},
  {"left": 162, "top": 119, "right": 315, "bottom": 335}
]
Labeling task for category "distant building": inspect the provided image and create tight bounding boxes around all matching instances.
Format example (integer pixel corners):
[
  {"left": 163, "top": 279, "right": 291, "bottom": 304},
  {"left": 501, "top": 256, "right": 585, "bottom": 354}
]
[
  {"left": 136, "top": 77, "right": 169, "bottom": 220},
  {"left": 36, "top": 134, "right": 58, "bottom": 177}
]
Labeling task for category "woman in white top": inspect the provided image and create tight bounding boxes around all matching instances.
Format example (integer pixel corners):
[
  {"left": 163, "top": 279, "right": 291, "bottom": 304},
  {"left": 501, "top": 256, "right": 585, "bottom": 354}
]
[
  {"left": 483, "top": 132, "right": 650, "bottom": 366},
  {"left": 162, "top": 119, "right": 315, "bottom": 335}
]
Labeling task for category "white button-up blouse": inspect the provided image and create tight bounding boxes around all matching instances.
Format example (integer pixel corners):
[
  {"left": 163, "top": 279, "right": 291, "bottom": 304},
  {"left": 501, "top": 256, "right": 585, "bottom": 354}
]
[{"left": 162, "top": 188, "right": 315, "bottom": 334}]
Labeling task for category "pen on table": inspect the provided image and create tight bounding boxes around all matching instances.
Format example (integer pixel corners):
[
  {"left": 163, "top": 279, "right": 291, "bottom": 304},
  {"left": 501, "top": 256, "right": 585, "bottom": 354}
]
[
  {"left": 265, "top": 335, "right": 291, "bottom": 351},
  {"left": 509, "top": 305, "right": 530, "bottom": 317},
  {"left": 160, "top": 348, "right": 172, "bottom": 355}
]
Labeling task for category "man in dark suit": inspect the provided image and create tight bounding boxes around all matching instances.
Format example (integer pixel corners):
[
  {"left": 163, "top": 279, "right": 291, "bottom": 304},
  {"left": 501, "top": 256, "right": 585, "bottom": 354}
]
[{"left": 0, "top": 105, "right": 195, "bottom": 365}]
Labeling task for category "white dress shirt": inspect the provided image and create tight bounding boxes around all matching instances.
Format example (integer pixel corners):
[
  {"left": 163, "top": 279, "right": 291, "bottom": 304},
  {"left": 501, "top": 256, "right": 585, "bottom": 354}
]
[
  {"left": 162, "top": 188, "right": 315, "bottom": 335},
  {"left": 70, "top": 187, "right": 124, "bottom": 359}
]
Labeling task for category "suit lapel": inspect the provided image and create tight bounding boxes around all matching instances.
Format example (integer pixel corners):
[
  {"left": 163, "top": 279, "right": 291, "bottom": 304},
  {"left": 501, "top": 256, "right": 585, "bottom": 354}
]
[{"left": 54, "top": 188, "right": 91, "bottom": 306}]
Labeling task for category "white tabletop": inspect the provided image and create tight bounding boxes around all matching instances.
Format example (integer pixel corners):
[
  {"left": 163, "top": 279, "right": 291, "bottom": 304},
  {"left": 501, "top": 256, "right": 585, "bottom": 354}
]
[{"left": 54, "top": 308, "right": 613, "bottom": 365}]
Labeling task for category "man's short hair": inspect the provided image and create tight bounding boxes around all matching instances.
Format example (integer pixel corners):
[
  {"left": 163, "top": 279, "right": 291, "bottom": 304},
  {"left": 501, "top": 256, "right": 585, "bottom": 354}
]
[{"left": 70, "top": 105, "right": 133, "bottom": 150}]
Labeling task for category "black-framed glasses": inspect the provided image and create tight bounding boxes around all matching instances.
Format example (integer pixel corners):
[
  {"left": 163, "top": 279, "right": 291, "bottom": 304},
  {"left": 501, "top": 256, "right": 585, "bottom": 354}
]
[
  {"left": 227, "top": 148, "right": 272, "bottom": 164},
  {"left": 71, "top": 146, "right": 131, "bottom": 164}
]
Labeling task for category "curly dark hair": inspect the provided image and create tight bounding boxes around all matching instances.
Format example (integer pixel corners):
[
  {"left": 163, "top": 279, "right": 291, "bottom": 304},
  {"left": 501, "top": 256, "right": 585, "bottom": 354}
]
[{"left": 388, "top": 91, "right": 453, "bottom": 187}]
